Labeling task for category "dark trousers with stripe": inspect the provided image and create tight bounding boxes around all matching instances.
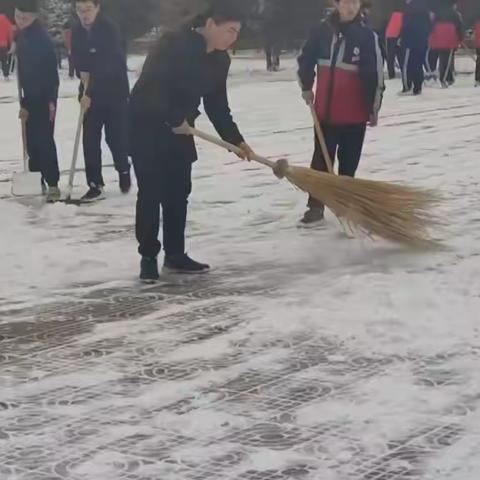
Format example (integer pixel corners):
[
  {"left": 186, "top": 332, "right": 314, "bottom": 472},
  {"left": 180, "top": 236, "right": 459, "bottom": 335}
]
[
  {"left": 476, "top": 49, "right": 480, "bottom": 83},
  {"left": 426, "top": 49, "right": 439, "bottom": 77},
  {"left": 308, "top": 123, "right": 367, "bottom": 209},
  {"left": 439, "top": 49, "right": 455, "bottom": 84},
  {"left": 82, "top": 99, "right": 130, "bottom": 187},
  {"left": 402, "top": 48, "right": 426, "bottom": 92},
  {"left": 24, "top": 99, "right": 60, "bottom": 187},
  {"left": 0, "top": 47, "right": 10, "bottom": 78},
  {"left": 386, "top": 37, "right": 403, "bottom": 79}
]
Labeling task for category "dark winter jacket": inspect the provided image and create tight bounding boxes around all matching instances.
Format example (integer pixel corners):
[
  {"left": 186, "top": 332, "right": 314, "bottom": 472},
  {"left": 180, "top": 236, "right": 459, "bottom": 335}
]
[
  {"left": 297, "top": 13, "right": 384, "bottom": 125},
  {"left": 400, "top": 0, "right": 432, "bottom": 50},
  {"left": 429, "top": 6, "right": 464, "bottom": 50},
  {"left": 16, "top": 20, "right": 59, "bottom": 105},
  {"left": 130, "top": 28, "right": 244, "bottom": 153},
  {"left": 71, "top": 15, "right": 129, "bottom": 104}
]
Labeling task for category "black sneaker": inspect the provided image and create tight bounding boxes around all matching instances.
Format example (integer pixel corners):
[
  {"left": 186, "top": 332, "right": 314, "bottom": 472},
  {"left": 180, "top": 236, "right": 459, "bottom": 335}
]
[
  {"left": 164, "top": 254, "right": 210, "bottom": 274},
  {"left": 300, "top": 207, "right": 325, "bottom": 225},
  {"left": 413, "top": 87, "right": 422, "bottom": 96},
  {"left": 140, "top": 256, "right": 160, "bottom": 283},
  {"left": 81, "top": 185, "right": 105, "bottom": 203},
  {"left": 119, "top": 171, "right": 131, "bottom": 194}
]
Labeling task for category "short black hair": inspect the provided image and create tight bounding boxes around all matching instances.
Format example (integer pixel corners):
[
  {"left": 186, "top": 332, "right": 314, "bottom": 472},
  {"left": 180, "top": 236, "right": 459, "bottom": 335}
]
[
  {"left": 15, "top": 0, "right": 39, "bottom": 13},
  {"left": 191, "top": 0, "right": 245, "bottom": 28},
  {"left": 75, "top": 0, "right": 100, "bottom": 5}
]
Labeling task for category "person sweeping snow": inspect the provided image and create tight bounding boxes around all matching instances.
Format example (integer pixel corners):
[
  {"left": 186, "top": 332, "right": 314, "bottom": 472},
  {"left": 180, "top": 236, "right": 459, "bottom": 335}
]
[
  {"left": 297, "top": 0, "right": 384, "bottom": 225},
  {"left": 129, "top": 0, "right": 254, "bottom": 282}
]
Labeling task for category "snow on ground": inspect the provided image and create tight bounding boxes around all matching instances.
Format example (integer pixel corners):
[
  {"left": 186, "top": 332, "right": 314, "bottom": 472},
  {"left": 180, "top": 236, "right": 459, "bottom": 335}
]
[{"left": 1, "top": 54, "right": 480, "bottom": 479}]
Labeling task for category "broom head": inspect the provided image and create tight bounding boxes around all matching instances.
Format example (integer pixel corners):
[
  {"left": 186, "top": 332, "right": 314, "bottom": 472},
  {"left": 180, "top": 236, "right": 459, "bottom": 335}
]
[{"left": 273, "top": 160, "right": 441, "bottom": 246}]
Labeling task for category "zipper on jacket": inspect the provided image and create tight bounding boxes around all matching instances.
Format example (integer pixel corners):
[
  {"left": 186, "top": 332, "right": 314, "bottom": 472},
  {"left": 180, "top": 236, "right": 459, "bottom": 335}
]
[{"left": 325, "top": 33, "right": 343, "bottom": 123}]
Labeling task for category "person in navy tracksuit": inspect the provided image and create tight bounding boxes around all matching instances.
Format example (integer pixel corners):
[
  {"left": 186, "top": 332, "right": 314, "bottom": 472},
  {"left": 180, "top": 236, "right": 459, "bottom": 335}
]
[
  {"left": 399, "top": 0, "right": 432, "bottom": 95},
  {"left": 15, "top": 0, "right": 60, "bottom": 201},
  {"left": 428, "top": 1, "right": 464, "bottom": 88},
  {"left": 298, "top": 0, "right": 384, "bottom": 224},
  {"left": 72, "top": 0, "right": 131, "bottom": 202}
]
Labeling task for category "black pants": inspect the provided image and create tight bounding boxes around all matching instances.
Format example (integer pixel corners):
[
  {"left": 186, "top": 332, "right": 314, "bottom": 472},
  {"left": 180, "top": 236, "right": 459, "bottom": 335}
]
[
  {"left": 67, "top": 54, "right": 75, "bottom": 78},
  {"left": 265, "top": 42, "right": 280, "bottom": 71},
  {"left": 476, "top": 49, "right": 480, "bottom": 82},
  {"left": 0, "top": 48, "right": 10, "bottom": 78},
  {"left": 132, "top": 118, "right": 195, "bottom": 259},
  {"left": 308, "top": 123, "right": 367, "bottom": 209},
  {"left": 439, "top": 49, "right": 455, "bottom": 84},
  {"left": 24, "top": 99, "right": 60, "bottom": 187},
  {"left": 426, "top": 49, "right": 439, "bottom": 77},
  {"left": 402, "top": 47, "right": 425, "bottom": 92},
  {"left": 83, "top": 99, "right": 130, "bottom": 187},
  {"left": 386, "top": 37, "right": 402, "bottom": 79}
]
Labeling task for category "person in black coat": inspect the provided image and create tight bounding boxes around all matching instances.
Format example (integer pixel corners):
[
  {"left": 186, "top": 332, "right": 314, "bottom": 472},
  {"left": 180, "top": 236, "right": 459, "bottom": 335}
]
[
  {"left": 399, "top": 0, "right": 432, "bottom": 95},
  {"left": 72, "top": 0, "right": 130, "bottom": 202},
  {"left": 15, "top": 0, "right": 60, "bottom": 201},
  {"left": 130, "top": 0, "right": 254, "bottom": 282}
]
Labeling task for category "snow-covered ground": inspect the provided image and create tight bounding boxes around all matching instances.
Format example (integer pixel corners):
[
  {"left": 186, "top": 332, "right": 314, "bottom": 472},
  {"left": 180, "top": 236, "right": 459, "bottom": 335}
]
[{"left": 1, "top": 54, "right": 480, "bottom": 479}]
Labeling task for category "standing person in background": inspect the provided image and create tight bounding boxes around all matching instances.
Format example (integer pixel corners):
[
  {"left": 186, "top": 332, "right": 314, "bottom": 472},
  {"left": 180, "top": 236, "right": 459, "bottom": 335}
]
[
  {"left": 0, "top": 11, "right": 13, "bottom": 80},
  {"left": 63, "top": 21, "right": 74, "bottom": 79},
  {"left": 399, "top": 0, "right": 432, "bottom": 95},
  {"left": 15, "top": 0, "right": 61, "bottom": 202},
  {"left": 428, "top": 0, "right": 464, "bottom": 88},
  {"left": 72, "top": 0, "right": 131, "bottom": 202},
  {"left": 385, "top": 0, "right": 404, "bottom": 79},
  {"left": 475, "top": 15, "right": 480, "bottom": 87},
  {"left": 297, "top": 0, "right": 384, "bottom": 225}
]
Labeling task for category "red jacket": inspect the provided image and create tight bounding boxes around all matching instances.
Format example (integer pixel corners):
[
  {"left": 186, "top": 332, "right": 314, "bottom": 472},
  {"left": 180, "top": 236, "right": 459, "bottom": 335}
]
[
  {"left": 475, "top": 21, "right": 480, "bottom": 49},
  {"left": 386, "top": 12, "right": 403, "bottom": 39},
  {"left": 298, "top": 14, "right": 384, "bottom": 125},
  {"left": 0, "top": 14, "right": 12, "bottom": 49},
  {"left": 64, "top": 29, "right": 72, "bottom": 54},
  {"left": 429, "top": 22, "right": 460, "bottom": 50}
]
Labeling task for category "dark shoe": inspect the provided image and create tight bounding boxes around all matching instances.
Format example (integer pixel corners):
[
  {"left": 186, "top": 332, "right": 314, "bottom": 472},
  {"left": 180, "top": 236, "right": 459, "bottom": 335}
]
[
  {"left": 140, "top": 256, "right": 160, "bottom": 283},
  {"left": 413, "top": 87, "right": 422, "bottom": 96},
  {"left": 119, "top": 171, "right": 131, "bottom": 194},
  {"left": 46, "top": 186, "right": 61, "bottom": 203},
  {"left": 300, "top": 207, "right": 325, "bottom": 225},
  {"left": 81, "top": 185, "right": 105, "bottom": 203},
  {"left": 164, "top": 254, "right": 210, "bottom": 274}
]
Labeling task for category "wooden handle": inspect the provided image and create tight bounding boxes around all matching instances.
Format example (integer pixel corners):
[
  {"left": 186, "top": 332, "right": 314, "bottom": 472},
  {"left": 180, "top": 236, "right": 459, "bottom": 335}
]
[
  {"left": 190, "top": 127, "right": 275, "bottom": 169},
  {"left": 309, "top": 104, "right": 334, "bottom": 175}
]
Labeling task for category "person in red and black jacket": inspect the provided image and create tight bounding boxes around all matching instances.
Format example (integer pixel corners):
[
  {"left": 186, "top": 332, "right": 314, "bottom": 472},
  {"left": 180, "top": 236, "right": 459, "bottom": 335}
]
[
  {"left": 474, "top": 16, "right": 480, "bottom": 86},
  {"left": 385, "top": 0, "right": 404, "bottom": 79},
  {"left": 0, "top": 12, "right": 13, "bottom": 79},
  {"left": 428, "top": 0, "right": 464, "bottom": 88},
  {"left": 297, "top": 0, "right": 384, "bottom": 224}
]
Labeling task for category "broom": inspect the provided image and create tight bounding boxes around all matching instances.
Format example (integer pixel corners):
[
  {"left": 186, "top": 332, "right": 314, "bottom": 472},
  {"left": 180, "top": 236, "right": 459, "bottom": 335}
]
[{"left": 190, "top": 127, "right": 441, "bottom": 247}]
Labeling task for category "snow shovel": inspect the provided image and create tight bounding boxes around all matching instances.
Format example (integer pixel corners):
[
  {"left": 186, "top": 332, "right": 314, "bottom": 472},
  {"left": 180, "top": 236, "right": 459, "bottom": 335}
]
[{"left": 11, "top": 63, "right": 42, "bottom": 197}]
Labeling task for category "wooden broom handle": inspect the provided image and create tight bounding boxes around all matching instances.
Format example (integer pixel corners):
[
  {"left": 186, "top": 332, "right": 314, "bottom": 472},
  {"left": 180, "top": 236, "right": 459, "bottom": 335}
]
[
  {"left": 190, "top": 127, "right": 275, "bottom": 169},
  {"left": 309, "top": 104, "right": 334, "bottom": 175}
]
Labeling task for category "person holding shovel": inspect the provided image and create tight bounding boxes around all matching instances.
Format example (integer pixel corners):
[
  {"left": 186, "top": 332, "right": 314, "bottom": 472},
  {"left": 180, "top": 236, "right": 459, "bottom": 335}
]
[
  {"left": 15, "top": 0, "right": 60, "bottom": 202},
  {"left": 72, "top": 0, "right": 131, "bottom": 202},
  {"left": 297, "top": 0, "right": 384, "bottom": 225},
  {"left": 130, "top": 0, "right": 254, "bottom": 282}
]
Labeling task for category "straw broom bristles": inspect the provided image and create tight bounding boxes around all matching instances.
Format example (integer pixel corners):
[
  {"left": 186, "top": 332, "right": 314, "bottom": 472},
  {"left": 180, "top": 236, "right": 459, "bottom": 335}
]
[
  {"left": 191, "top": 128, "right": 442, "bottom": 247},
  {"left": 273, "top": 159, "right": 442, "bottom": 246}
]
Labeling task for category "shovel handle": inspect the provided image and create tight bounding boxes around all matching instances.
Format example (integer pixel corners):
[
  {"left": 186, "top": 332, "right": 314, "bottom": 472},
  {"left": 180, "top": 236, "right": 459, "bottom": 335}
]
[
  {"left": 309, "top": 104, "right": 334, "bottom": 175},
  {"left": 190, "top": 127, "right": 275, "bottom": 169}
]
